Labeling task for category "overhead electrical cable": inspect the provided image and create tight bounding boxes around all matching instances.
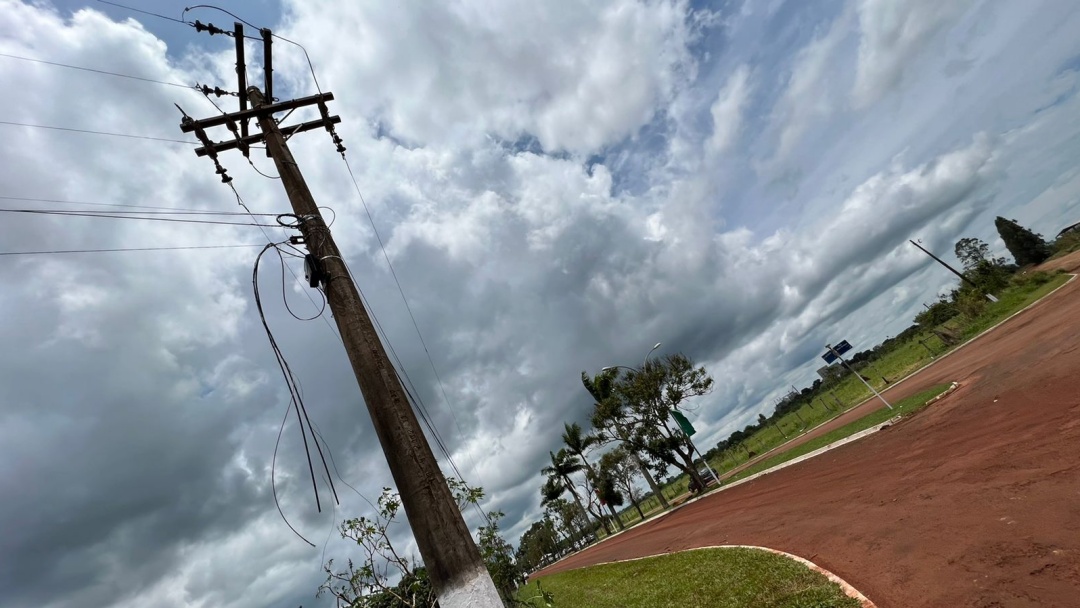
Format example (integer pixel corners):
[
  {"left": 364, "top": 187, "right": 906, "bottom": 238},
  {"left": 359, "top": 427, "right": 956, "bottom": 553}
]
[
  {"left": 0, "top": 208, "right": 277, "bottom": 227},
  {"left": 0, "top": 51, "right": 195, "bottom": 89},
  {"left": 0, "top": 120, "right": 198, "bottom": 144},
  {"left": 0, "top": 244, "right": 262, "bottom": 256}
]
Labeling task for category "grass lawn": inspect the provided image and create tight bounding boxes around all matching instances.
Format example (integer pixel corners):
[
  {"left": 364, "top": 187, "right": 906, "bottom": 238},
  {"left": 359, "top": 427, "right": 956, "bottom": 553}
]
[
  {"left": 519, "top": 547, "right": 860, "bottom": 608},
  {"left": 725, "top": 383, "right": 952, "bottom": 484}
]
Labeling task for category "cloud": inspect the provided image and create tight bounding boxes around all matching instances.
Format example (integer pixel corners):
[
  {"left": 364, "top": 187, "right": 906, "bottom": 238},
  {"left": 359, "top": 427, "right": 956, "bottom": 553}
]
[
  {"left": 280, "top": 0, "right": 699, "bottom": 154},
  {"left": 2, "top": 1, "right": 1080, "bottom": 607},
  {"left": 706, "top": 64, "right": 751, "bottom": 155},
  {"left": 771, "top": 8, "right": 853, "bottom": 163},
  {"left": 852, "top": 0, "right": 972, "bottom": 107}
]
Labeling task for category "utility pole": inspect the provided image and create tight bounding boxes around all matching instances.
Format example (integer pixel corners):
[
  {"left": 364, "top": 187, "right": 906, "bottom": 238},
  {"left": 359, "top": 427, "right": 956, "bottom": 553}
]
[
  {"left": 909, "top": 239, "right": 999, "bottom": 302},
  {"left": 178, "top": 23, "right": 501, "bottom": 608}
]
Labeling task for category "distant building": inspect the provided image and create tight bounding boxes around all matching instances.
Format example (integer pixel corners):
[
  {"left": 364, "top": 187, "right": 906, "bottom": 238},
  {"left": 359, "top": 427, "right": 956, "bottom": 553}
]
[{"left": 816, "top": 363, "right": 844, "bottom": 381}]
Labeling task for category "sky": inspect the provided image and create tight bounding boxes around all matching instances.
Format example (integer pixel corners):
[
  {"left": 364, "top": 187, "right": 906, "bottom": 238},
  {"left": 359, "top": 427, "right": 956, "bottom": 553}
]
[{"left": 2, "top": 0, "right": 1080, "bottom": 606}]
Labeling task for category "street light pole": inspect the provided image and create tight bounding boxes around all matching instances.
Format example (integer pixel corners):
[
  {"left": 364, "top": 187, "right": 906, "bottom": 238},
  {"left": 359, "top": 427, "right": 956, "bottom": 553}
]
[
  {"left": 826, "top": 344, "right": 892, "bottom": 410},
  {"left": 643, "top": 342, "right": 662, "bottom": 368}
]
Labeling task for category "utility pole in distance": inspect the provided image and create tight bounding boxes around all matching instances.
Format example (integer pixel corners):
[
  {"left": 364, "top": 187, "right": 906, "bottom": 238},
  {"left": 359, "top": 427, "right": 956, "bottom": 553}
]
[
  {"left": 179, "top": 23, "right": 502, "bottom": 608},
  {"left": 909, "top": 239, "right": 999, "bottom": 302}
]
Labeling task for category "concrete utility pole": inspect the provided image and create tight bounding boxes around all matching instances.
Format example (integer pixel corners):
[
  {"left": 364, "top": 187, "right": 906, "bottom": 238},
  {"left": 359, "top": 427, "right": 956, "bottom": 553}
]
[
  {"left": 909, "top": 239, "right": 999, "bottom": 302},
  {"left": 179, "top": 24, "right": 501, "bottom": 608}
]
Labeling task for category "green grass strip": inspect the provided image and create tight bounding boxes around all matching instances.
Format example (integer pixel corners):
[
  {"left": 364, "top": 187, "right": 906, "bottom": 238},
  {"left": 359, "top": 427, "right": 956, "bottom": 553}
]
[
  {"left": 520, "top": 547, "right": 860, "bottom": 608},
  {"left": 726, "top": 383, "right": 952, "bottom": 484}
]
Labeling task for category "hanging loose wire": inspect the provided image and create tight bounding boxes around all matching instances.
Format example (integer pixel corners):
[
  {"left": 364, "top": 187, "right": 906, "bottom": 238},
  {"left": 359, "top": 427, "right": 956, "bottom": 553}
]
[{"left": 254, "top": 243, "right": 339, "bottom": 528}]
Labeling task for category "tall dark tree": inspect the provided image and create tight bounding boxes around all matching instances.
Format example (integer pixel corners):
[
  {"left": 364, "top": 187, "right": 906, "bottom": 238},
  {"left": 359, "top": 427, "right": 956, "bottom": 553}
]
[{"left": 995, "top": 217, "right": 1051, "bottom": 266}]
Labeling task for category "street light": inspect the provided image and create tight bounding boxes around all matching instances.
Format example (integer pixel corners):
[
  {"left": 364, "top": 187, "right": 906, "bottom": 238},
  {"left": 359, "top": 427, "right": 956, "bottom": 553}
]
[
  {"left": 603, "top": 343, "right": 720, "bottom": 487},
  {"left": 644, "top": 342, "right": 662, "bottom": 368}
]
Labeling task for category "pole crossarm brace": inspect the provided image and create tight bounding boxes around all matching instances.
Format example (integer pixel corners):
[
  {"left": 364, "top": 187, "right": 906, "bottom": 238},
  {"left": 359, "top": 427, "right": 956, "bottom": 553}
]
[
  {"left": 194, "top": 116, "right": 340, "bottom": 156},
  {"left": 179, "top": 92, "right": 335, "bottom": 132}
]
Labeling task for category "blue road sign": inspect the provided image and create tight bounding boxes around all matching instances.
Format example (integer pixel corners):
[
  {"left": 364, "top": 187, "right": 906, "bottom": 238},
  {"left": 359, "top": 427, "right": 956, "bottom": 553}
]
[{"left": 822, "top": 340, "right": 853, "bottom": 363}]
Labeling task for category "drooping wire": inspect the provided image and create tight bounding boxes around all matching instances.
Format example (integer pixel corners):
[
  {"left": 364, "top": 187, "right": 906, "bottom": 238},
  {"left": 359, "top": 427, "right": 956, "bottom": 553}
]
[
  {"left": 0, "top": 244, "right": 261, "bottom": 256},
  {"left": 271, "top": 397, "right": 316, "bottom": 548},
  {"left": 228, "top": 183, "right": 342, "bottom": 342},
  {"left": 0, "top": 120, "right": 197, "bottom": 144},
  {"left": 248, "top": 157, "right": 282, "bottom": 180},
  {"left": 309, "top": 421, "right": 379, "bottom": 514},
  {"left": 181, "top": 5, "right": 324, "bottom": 94},
  {"left": 275, "top": 242, "right": 327, "bottom": 321},
  {"left": 254, "top": 243, "right": 339, "bottom": 519}
]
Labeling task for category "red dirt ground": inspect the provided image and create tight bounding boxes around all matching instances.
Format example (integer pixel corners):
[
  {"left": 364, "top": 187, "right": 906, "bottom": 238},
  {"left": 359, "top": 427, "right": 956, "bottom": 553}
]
[{"left": 536, "top": 266, "right": 1080, "bottom": 607}]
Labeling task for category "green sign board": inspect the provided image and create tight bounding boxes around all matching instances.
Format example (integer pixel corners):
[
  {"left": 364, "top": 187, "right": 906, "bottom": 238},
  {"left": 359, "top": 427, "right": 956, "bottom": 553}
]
[{"left": 670, "top": 409, "right": 696, "bottom": 437}]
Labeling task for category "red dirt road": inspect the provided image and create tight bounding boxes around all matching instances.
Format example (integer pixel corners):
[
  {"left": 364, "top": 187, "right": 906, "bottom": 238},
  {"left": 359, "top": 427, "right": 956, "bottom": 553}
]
[{"left": 536, "top": 273, "right": 1080, "bottom": 607}]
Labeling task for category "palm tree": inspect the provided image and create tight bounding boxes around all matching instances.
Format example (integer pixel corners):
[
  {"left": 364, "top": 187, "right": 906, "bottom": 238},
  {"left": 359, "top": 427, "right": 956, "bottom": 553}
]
[
  {"left": 562, "top": 423, "right": 623, "bottom": 530},
  {"left": 541, "top": 449, "right": 611, "bottom": 534}
]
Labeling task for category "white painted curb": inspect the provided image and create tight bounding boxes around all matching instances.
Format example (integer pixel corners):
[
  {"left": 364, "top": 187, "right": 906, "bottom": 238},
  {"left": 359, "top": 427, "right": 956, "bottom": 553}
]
[{"left": 585, "top": 545, "right": 877, "bottom": 608}]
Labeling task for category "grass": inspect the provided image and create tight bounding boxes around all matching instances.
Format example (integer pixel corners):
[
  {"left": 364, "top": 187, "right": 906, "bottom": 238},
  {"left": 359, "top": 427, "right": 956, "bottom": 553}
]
[
  {"left": 519, "top": 547, "right": 860, "bottom": 608},
  {"left": 725, "top": 383, "right": 951, "bottom": 484}
]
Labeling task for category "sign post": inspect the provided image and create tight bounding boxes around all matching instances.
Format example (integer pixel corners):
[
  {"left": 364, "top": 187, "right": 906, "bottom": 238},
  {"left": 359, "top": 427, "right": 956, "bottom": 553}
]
[
  {"left": 670, "top": 409, "right": 721, "bottom": 485},
  {"left": 824, "top": 342, "right": 892, "bottom": 410}
]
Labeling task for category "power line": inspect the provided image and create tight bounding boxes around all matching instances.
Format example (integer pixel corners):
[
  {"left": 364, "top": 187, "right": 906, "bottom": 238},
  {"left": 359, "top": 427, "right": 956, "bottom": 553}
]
[
  {"left": 94, "top": 0, "right": 190, "bottom": 25},
  {"left": 0, "top": 120, "right": 197, "bottom": 144},
  {"left": 181, "top": 4, "right": 324, "bottom": 94},
  {"left": 0, "top": 51, "right": 193, "bottom": 89},
  {"left": 340, "top": 156, "right": 485, "bottom": 497},
  {"left": 0, "top": 244, "right": 262, "bottom": 256},
  {"left": 0, "top": 208, "right": 277, "bottom": 227},
  {"left": 0, "top": 195, "right": 238, "bottom": 213},
  {"left": 1, "top": 208, "right": 276, "bottom": 216}
]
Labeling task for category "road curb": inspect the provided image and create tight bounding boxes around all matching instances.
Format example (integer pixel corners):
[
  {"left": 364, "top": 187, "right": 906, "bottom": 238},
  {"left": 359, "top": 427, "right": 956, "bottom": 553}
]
[{"left": 581, "top": 545, "right": 877, "bottom": 608}]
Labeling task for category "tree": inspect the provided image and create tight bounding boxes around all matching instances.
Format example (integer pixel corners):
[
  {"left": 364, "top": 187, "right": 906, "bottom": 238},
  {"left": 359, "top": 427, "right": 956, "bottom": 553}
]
[
  {"left": 954, "top": 237, "right": 990, "bottom": 270},
  {"left": 541, "top": 449, "right": 611, "bottom": 534},
  {"left": 542, "top": 496, "right": 589, "bottom": 550},
  {"left": 583, "top": 370, "right": 670, "bottom": 510},
  {"left": 475, "top": 511, "right": 520, "bottom": 600},
  {"left": 321, "top": 480, "right": 514, "bottom": 608},
  {"left": 320, "top": 488, "right": 438, "bottom": 608},
  {"left": 995, "top": 217, "right": 1050, "bottom": 266},
  {"left": 598, "top": 446, "right": 646, "bottom": 520},
  {"left": 517, "top": 518, "right": 561, "bottom": 573},
  {"left": 608, "top": 353, "right": 714, "bottom": 492},
  {"left": 561, "top": 422, "right": 622, "bottom": 531}
]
